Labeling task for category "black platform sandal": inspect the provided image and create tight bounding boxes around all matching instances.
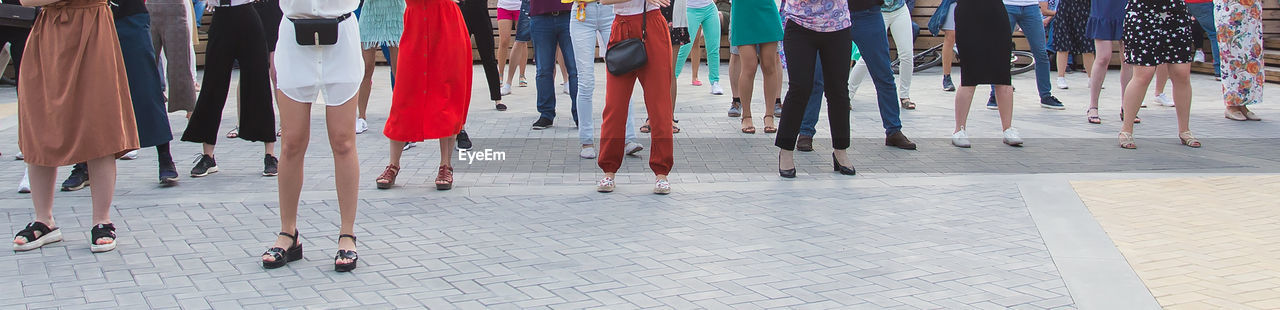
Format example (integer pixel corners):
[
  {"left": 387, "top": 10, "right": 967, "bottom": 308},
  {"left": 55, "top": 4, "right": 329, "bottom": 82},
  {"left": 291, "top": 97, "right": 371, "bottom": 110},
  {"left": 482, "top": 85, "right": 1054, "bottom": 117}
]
[
  {"left": 334, "top": 234, "right": 358, "bottom": 272},
  {"left": 261, "top": 230, "right": 302, "bottom": 269},
  {"left": 13, "top": 221, "right": 61, "bottom": 252},
  {"left": 89, "top": 223, "right": 116, "bottom": 253}
]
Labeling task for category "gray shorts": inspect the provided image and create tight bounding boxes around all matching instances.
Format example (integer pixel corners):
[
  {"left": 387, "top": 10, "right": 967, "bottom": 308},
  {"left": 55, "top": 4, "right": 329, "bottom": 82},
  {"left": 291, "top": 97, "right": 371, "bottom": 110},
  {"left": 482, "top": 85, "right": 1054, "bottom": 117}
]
[
  {"left": 942, "top": 3, "right": 957, "bottom": 31},
  {"left": 729, "top": 44, "right": 764, "bottom": 55}
]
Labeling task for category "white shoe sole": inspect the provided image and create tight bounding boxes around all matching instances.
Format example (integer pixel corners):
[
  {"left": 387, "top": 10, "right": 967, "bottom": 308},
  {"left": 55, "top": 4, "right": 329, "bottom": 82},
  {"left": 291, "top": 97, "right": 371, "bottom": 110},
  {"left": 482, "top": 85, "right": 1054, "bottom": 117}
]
[
  {"left": 1003, "top": 139, "right": 1024, "bottom": 147},
  {"left": 952, "top": 141, "right": 971, "bottom": 148},
  {"left": 13, "top": 229, "right": 61, "bottom": 251},
  {"left": 626, "top": 145, "right": 645, "bottom": 156},
  {"left": 191, "top": 167, "right": 219, "bottom": 178},
  {"left": 90, "top": 240, "right": 116, "bottom": 253}
]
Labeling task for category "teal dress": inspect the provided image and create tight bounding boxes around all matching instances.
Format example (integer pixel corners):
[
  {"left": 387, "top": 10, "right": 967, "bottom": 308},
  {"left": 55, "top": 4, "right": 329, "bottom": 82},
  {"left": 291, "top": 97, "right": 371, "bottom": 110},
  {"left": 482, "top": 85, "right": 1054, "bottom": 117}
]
[
  {"left": 358, "top": 0, "right": 406, "bottom": 49},
  {"left": 729, "top": 0, "right": 783, "bottom": 46}
]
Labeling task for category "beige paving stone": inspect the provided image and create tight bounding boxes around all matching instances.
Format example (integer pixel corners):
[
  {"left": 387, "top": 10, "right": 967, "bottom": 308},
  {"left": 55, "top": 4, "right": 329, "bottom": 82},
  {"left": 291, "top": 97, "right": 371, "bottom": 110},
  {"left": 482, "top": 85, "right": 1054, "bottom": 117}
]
[{"left": 1073, "top": 176, "right": 1280, "bottom": 310}]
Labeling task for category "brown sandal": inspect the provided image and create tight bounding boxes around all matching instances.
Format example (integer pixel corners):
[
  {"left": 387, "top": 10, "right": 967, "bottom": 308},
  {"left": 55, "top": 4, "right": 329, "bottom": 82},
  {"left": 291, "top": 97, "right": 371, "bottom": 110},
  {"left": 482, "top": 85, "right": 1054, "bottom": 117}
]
[
  {"left": 763, "top": 115, "right": 777, "bottom": 133},
  {"left": 1179, "top": 131, "right": 1201, "bottom": 148},
  {"left": 375, "top": 164, "right": 400, "bottom": 189},
  {"left": 900, "top": 98, "right": 916, "bottom": 110},
  {"left": 435, "top": 165, "right": 454, "bottom": 191},
  {"left": 740, "top": 116, "right": 756, "bottom": 134}
]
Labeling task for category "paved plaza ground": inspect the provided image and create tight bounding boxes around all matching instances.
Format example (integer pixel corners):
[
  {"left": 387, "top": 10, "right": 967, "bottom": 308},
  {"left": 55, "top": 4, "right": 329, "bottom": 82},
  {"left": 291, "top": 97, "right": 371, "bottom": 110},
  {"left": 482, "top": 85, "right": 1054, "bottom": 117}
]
[{"left": 0, "top": 63, "right": 1277, "bottom": 309}]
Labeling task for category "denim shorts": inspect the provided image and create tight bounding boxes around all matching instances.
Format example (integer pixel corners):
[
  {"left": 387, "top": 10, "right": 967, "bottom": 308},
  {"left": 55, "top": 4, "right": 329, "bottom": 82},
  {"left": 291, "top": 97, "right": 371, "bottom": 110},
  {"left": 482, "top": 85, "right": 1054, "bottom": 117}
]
[{"left": 515, "top": 0, "right": 531, "bottom": 42}]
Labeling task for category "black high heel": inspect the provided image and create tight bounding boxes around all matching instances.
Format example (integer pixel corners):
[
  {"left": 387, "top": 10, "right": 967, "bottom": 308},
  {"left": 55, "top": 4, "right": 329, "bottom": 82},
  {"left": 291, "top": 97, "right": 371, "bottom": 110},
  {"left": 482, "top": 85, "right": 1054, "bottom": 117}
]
[
  {"left": 335, "top": 234, "right": 359, "bottom": 272},
  {"left": 778, "top": 152, "right": 796, "bottom": 178},
  {"left": 262, "top": 230, "right": 302, "bottom": 269},
  {"left": 833, "top": 153, "right": 856, "bottom": 176}
]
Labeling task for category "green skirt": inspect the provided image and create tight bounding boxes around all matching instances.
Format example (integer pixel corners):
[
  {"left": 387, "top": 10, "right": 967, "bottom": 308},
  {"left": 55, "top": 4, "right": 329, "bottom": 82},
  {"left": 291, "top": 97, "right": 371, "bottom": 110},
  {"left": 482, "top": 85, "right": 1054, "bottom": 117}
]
[
  {"left": 358, "top": 0, "right": 406, "bottom": 49},
  {"left": 728, "top": 0, "right": 783, "bottom": 46}
]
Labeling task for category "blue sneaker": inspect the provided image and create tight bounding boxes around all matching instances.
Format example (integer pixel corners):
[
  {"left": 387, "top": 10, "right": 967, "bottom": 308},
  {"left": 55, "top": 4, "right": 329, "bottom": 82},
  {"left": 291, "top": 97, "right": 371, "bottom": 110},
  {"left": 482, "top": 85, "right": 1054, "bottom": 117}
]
[
  {"left": 1040, "top": 95, "right": 1066, "bottom": 110},
  {"left": 61, "top": 163, "right": 89, "bottom": 191},
  {"left": 985, "top": 93, "right": 998, "bottom": 110},
  {"left": 942, "top": 75, "right": 956, "bottom": 92}
]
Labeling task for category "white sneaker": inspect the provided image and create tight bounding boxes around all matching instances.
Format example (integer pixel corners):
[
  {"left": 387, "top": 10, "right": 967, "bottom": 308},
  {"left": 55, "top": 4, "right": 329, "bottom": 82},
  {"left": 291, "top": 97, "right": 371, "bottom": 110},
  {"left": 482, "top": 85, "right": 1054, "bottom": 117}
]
[
  {"left": 1193, "top": 50, "right": 1206, "bottom": 63},
  {"left": 1056, "top": 77, "right": 1069, "bottom": 89},
  {"left": 500, "top": 84, "right": 512, "bottom": 96},
  {"left": 624, "top": 142, "right": 644, "bottom": 155},
  {"left": 18, "top": 168, "right": 30, "bottom": 194},
  {"left": 596, "top": 177, "right": 615, "bottom": 193},
  {"left": 654, "top": 179, "right": 671, "bottom": 195},
  {"left": 951, "top": 129, "right": 971, "bottom": 148},
  {"left": 710, "top": 82, "right": 724, "bottom": 95},
  {"left": 1154, "top": 93, "right": 1175, "bottom": 107},
  {"left": 403, "top": 142, "right": 418, "bottom": 151},
  {"left": 14, "top": 151, "right": 22, "bottom": 160},
  {"left": 579, "top": 146, "right": 598, "bottom": 159},
  {"left": 561, "top": 82, "right": 569, "bottom": 95},
  {"left": 120, "top": 150, "right": 139, "bottom": 160},
  {"left": 356, "top": 118, "right": 369, "bottom": 134},
  {"left": 1002, "top": 128, "right": 1024, "bottom": 146}
]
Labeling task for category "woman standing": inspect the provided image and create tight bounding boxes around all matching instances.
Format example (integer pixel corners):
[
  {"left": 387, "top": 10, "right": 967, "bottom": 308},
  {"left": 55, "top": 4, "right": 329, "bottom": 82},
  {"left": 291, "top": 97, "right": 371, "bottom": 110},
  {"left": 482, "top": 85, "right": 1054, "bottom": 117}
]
[
  {"left": 951, "top": 0, "right": 1022, "bottom": 148},
  {"left": 261, "top": 0, "right": 363, "bottom": 272},
  {"left": 1050, "top": 0, "right": 1094, "bottom": 90},
  {"left": 849, "top": 0, "right": 918, "bottom": 109},
  {"left": 774, "top": 0, "right": 855, "bottom": 178},
  {"left": 12, "top": 0, "right": 139, "bottom": 253},
  {"left": 355, "top": 0, "right": 404, "bottom": 134},
  {"left": 1085, "top": 0, "right": 1133, "bottom": 124},
  {"left": 729, "top": 0, "right": 784, "bottom": 134},
  {"left": 596, "top": 0, "right": 674, "bottom": 195},
  {"left": 1118, "top": 0, "right": 1199, "bottom": 148},
  {"left": 1216, "top": 0, "right": 1263, "bottom": 121},
  {"left": 375, "top": 0, "right": 472, "bottom": 191}
]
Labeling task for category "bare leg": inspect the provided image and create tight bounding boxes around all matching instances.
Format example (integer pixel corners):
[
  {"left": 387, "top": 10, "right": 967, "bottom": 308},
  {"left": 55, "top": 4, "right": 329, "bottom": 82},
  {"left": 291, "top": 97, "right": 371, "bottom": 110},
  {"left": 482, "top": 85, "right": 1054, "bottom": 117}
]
[
  {"left": 954, "top": 86, "right": 976, "bottom": 132},
  {"left": 942, "top": 30, "right": 956, "bottom": 75},
  {"left": 759, "top": 42, "right": 782, "bottom": 128},
  {"left": 690, "top": 31, "right": 704, "bottom": 84},
  {"left": 1056, "top": 51, "right": 1069, "bottom": 78},
  {"left": 438, "top": 137, "right": 455, "bottom": 167},
  {"left": 1121, "top": 65, "right": 1156, "bottom": 133},
  {"left": 1154, "top": 64, "right": 1169, "bottom": 96},
  {"left": 358, "top": 48, "right": 377, "bottom": 120},
  {"left": 738, "top": 45, "right": 759, "bottom": 129},
  {"left": 388, "top": 140, "right": 405, "bottom": 167},
  {"left": 1082, "top": 53, "right": 1095, "bottom": 77},
  {"left": 1088, "top": 40, "right": 1114, "bottom": 110},
  {"left": 85, "top": 156, "right": 116, "bottom": 245},
  {"left": 497, "top": 19, "right": 515, "bottom": 79},
  {"left": 268, "top": 91, "right": 312, "bottom": 259},
  {"left": 1168, "top": 63, "right": 1193, "bottom": 132},
  {"left": 27, "top": 165, "right": 56, "bottom": 225},
  {"left": 728, "top": 53, "right": 740, "bottom": 97},
  {"left": 325, "top": 99, "right": 360, "bottom": 259},
  {"left": 994, "top": 85, "right": 1014, "bottom": 130}
]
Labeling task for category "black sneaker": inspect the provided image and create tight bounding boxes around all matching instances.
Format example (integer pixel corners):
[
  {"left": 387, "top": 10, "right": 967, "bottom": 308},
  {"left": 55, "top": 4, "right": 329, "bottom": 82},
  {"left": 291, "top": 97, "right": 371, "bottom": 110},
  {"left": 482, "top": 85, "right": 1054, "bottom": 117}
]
[
  {"left": 1040, "top": 95, "right": 1066, "bottom": 110},
  {"left": 61, "top": 163, "right": 89, "bottom": 191},
  {"left": 263, "top": 154, "right": 279, "bottom": 177},
  {"left": 985, "top": 93, "right": 998, "bottom": 110},
  {"left": 531, "top": 117, "right": 552, "bottom": 130},
  {"left": 190, "top": 154, "right": 218, "bottom": 177},
  {"left": 456, "top": 130, "right": 473, "bottom": 150},
  {"left": 159, "top": 160, "right": 179, "bottom": 187},
  {"left": 942, "top": 75, "right": 956, "bottom": 92}
]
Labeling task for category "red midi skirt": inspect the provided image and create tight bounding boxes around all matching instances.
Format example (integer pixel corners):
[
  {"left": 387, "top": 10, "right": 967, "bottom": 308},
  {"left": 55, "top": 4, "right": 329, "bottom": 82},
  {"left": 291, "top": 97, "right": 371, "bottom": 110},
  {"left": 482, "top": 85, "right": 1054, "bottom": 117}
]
[{"left": 383, "top": 0, "right": 473, "bottom": 142}]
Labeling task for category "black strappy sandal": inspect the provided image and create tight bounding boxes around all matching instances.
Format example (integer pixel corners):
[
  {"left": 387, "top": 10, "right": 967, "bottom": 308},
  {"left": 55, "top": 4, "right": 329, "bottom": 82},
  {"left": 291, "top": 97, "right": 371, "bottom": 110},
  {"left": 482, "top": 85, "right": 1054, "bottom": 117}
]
[
  {"left": 334, "top": 234, "right": 358, "bottom": 272},
  {"left": 261, "top": 230, "right": 302, "bottom": 269},
  {"left": 89, "top": 223, "right": 116, "bottom": 253},
  {"left": 13, "top": 221, "right": 61, "bottom": 252}
]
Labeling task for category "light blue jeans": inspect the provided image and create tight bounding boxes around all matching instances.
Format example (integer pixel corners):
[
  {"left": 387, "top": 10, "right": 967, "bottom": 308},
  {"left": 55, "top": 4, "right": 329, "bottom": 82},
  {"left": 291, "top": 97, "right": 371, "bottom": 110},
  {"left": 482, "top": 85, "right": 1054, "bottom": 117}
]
[
  {"left": 1185, "top": 2, "right": 1220, "bottom": 77},
  {"left": 1005, "top": 5, "right": 1052, "bottom": 98},
  {"left": 571, "top": 2, "right": 636, "bottom": 146}
]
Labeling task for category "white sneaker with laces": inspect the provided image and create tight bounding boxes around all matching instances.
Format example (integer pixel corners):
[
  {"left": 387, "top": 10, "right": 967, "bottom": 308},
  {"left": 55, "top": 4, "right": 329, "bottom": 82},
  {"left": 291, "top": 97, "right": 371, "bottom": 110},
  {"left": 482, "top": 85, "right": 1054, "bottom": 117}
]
[
  {"left": 356, "top": 118, "right": 369, "bottom": 134},
  {"left": 1056, "top": 77, "right": 1069, "bottom": 89},
  {"left": 500, "top": 84, "right": 512, "bottom": 96},
  {"left": 951, "top": 129, "right": 971, "bottom": 148},
  {"left": 579, "top": 146, "right": 598, "bottom": 159},
  {"left": 710, "top": 82, "right": 724, "bottom": 95},
  {"left": 1002, "top": 128, "right": 1024, "bottom": 146},
  {"left": 120, "top": 150, "right": 139, "bottom": 160},
  {"left": 403, "top": 142, "right": 418, "bottom": 151},
  {"left": 18, "top": 168, "right": 30, "bottom": 194},
  {"left": 1193, "top": 50, "right": 1206, "bottom": 63},
  {"left": 1154, "top": 93, "right": 1175, "bottom": 107},
  {"left": 624, "top": 142, "right": 644, "bottom": 155}
]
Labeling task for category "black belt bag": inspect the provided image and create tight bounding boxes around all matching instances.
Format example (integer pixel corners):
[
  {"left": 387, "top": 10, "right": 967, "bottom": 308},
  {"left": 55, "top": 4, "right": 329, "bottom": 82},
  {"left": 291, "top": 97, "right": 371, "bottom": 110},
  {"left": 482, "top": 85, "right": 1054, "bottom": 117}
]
[
  {"left": 605, "top": 6, "right": 648, "bottom": 76},
  {"left": 0, "top": 4, "right": 39, "bottom": 28},
  {"left": 290, "top": 13, "right": 351, "bottom": 46}
]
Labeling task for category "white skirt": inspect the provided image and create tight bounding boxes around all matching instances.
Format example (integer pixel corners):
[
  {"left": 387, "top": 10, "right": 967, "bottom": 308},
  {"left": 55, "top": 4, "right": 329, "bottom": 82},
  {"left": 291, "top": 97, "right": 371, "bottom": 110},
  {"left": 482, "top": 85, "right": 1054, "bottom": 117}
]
[{"left": 274, "top": 16, "right": 363, "bottom": 106}]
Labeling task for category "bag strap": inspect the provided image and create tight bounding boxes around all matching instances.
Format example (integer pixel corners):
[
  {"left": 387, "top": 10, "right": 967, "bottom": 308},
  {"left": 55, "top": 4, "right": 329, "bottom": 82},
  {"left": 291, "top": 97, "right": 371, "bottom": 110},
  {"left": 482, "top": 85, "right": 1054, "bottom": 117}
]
[{"left": 641, "top": 0, "right": 647, "bottom": 38}]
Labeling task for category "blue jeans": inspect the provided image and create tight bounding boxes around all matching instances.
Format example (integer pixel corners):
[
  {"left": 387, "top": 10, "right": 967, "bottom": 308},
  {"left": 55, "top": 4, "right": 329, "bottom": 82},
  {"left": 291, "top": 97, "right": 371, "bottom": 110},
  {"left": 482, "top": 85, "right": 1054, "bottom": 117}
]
[
  {"left": 1004, "top": 5, "right": 1052, "bottom": 98},
  {"left": 1185, "top": 2, "right": 1220, "bottom": 77},
  {"left": 193, "top": 0, "right": 205, "bottom": 23},
  {"left": 530, "top": 14, "right": 578, "bottom": 121},
  {"left": 849, "top": 7, "right": 901, "bottom": 135},
  {"left": 799, "top": 61, "right": 824, "bottom": 137}
]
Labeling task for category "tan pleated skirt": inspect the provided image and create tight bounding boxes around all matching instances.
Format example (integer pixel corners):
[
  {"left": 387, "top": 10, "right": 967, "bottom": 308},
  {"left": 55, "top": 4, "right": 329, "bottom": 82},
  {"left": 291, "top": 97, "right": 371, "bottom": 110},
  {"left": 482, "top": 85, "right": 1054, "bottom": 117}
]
[{"left": 18, "top": 0, "right": 139, "bottom": 167}]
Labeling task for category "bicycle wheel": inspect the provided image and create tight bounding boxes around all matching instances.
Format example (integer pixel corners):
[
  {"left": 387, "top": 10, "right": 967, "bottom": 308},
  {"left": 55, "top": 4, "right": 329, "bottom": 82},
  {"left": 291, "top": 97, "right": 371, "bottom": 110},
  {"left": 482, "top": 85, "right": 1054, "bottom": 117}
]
[
  {"left": 913, "top": 49, "right": 943, "bottom": 72},
  {"left": 1010, "top": 51, "right": 1036, "bottom": 75}
]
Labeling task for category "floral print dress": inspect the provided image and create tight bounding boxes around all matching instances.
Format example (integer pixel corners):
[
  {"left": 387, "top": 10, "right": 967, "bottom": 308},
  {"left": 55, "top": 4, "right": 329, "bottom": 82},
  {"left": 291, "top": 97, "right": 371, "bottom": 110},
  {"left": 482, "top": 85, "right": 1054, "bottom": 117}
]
[{"left": 1215, "top": 0, "right": 1264, "bottom": 107}]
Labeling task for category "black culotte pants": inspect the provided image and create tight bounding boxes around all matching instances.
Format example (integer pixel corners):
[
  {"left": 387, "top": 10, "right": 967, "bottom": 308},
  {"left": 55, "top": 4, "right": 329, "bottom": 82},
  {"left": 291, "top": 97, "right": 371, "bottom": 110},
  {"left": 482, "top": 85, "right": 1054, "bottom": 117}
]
[{"left": 181, "top": 4, "right": 276, "bottom": 144}]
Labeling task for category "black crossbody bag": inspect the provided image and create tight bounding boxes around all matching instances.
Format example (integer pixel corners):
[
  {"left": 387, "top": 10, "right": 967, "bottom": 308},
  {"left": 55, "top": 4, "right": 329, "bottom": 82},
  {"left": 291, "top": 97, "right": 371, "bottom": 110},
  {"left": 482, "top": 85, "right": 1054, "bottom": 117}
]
[
  {"left": 290, "top": 12, "right": 351, "bottom": 46},
  {"left": 0, "top": 3, "right": 38, "bottom": 28},
  {"left": 605, "top": 3, "right": 648, "bottom": 76}
]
